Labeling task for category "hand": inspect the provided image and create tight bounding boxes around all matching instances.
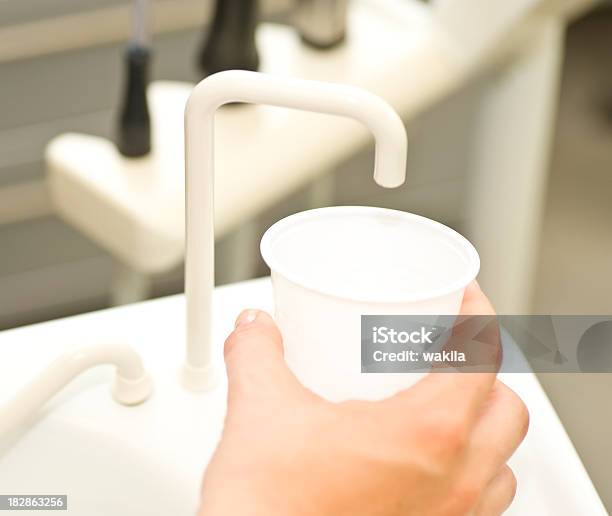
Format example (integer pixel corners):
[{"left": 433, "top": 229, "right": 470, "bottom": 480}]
[{"left": 199, "top": 282, "right": 529, "bottom": 516}]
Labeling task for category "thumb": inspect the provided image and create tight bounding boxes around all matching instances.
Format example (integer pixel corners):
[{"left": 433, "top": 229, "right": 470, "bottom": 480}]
[{"left": 224, "top": 309, "right": 301, "bottom": 404}]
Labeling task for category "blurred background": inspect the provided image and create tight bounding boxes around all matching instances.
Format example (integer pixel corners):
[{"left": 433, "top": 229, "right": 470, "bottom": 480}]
[{"left": 0, "top": 0, "right": 611, "bottom": 510}]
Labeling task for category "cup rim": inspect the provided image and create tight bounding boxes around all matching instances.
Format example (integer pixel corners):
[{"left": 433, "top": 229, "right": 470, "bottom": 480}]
[{"left": 260, "top": 206, "right": 480, "bottom": 304}]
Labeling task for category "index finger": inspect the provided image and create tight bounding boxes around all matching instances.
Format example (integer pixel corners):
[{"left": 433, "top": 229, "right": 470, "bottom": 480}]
[{"left": 460, "top": 281, "right": 496, "bottom": 316}]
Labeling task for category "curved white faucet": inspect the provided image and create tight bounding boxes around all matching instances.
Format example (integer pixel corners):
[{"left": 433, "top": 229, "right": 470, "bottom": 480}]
[
  {"left": 0, "top": 344, "right": 152, "bottom": 438},
  {"left": 183, "top": 70, "right": 408, "bottom": 390}
]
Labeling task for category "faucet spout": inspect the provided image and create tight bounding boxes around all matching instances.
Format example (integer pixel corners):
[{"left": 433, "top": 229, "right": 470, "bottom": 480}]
[
  {"left": 182, "top": 70, "right": 408, "bottom": 390},
  {"left": 0, "top": 344, "right": 152, "bottom": 439}
]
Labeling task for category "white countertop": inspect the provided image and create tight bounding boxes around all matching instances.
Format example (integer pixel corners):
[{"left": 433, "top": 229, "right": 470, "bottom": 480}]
[{"left": 0, "top": 278, "right": 607, "bottom": 515}]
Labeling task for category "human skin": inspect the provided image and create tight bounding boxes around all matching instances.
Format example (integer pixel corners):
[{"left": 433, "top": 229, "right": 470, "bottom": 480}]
[{"left": 198, "top": 282, "right": 529, "bottom": 516}]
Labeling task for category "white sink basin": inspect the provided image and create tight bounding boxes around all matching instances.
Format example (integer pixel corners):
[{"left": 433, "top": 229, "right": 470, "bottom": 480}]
[
  {"left": 1, "top": 419, "right": 199, "bottom": 515},
  {"left": 0, "top": 279, "right": 607, "bottom": 515}
]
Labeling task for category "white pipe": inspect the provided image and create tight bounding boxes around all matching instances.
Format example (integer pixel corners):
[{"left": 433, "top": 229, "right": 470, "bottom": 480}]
[
  {"left": 183, "top": 70, "right": 408, "bottom": 390},
  {"left": 0, "top": 343, "right": 152, "bottom": 438}
]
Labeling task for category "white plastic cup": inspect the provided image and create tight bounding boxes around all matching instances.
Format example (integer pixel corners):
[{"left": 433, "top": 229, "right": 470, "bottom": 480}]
[{"left": 260, "top": 206, "right": 480, "bottom": 401}]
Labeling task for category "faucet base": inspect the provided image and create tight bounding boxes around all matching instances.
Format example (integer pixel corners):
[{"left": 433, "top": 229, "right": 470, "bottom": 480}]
[
  {"left": 113, "top": 373, "right": 153, "bottom": 406},
  {"left": 180, "top": 363, "right": 219, "bottom": 392},
  {"left": 299, "top": 31, "right": 346, "bottom": 51},
  {"left": 112, "top": 373, "right": 154, "bottom": 406}
]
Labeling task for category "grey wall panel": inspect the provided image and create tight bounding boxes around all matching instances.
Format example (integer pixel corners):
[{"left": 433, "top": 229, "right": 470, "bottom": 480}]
[
  {"left": 1, "top": 44, "right": 123, "bottom": 131},
  {"left": 0, "top": 29, "right": 200, "bottom": 186},
  {"left": 0, "top": 0, "right": 128, "bottom": 28}
]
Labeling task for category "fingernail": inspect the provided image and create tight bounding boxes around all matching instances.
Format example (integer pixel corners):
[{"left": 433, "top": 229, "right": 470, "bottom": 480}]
[{"left": 235, "top": 309, "right": 259, "bottom": 328}]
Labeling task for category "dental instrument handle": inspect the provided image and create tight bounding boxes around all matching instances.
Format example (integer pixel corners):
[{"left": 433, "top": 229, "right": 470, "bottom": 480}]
[
  {"left": 197, "top": 0, "right": 260, "bottom": 78},
  {"left": 117, "top": 0, "right": 152, "bottom": 157},
  {"left": 132, "top": 0, "right": 152, "bottom": 48},
  {"left": 0, "top": 343, "right": 153, "bottom": 439},
  {"left": 182, "top": 70, "right": 408, "bottom": 391}
]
